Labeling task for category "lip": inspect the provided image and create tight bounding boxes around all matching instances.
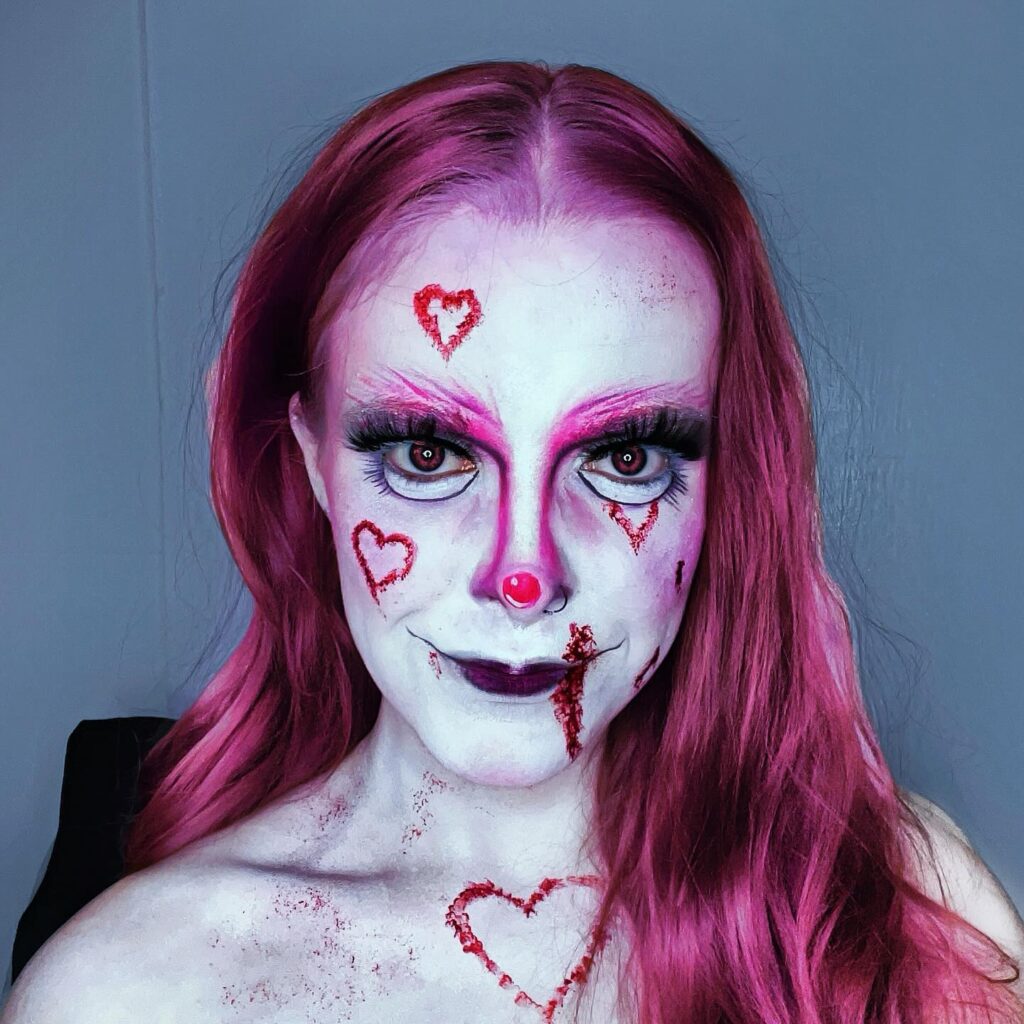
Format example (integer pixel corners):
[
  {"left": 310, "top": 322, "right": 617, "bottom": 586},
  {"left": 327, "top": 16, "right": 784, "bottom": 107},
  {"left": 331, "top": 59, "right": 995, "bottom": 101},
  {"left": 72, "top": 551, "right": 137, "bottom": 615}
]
[{"left": 448, "top": 656, "right": 572, "bottom": 697}]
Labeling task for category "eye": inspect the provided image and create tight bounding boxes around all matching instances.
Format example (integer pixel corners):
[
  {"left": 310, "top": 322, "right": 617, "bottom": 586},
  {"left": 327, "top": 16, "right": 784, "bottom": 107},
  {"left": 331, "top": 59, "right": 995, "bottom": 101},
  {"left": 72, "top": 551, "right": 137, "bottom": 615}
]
[
  {"left": 578, "top": 443, "right": 685, "bottom": 505},
  {"left": 378, "top": 440, "right": 478, "bottom": 500}
]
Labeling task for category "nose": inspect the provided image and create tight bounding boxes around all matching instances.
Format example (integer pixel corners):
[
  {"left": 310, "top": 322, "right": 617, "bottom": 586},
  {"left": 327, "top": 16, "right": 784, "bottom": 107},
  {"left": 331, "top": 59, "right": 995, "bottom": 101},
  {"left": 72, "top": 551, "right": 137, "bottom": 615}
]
[{"left": 470, "top": 469, "right": 572, "bottom": 621}]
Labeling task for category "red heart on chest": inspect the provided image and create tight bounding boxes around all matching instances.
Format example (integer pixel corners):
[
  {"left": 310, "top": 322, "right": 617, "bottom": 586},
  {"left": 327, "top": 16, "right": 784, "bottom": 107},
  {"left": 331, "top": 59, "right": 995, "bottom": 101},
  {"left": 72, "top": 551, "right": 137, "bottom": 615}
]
[{"left": 445, "top": 875, "right": 607, "bottom": 1021}]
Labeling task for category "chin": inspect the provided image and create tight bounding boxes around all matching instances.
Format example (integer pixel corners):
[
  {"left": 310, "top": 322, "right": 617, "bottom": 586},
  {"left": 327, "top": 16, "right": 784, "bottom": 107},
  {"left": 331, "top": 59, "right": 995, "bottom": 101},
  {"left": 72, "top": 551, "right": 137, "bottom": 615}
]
[{"left": 436, "top": 740, "right": 568, "bottom": 789}]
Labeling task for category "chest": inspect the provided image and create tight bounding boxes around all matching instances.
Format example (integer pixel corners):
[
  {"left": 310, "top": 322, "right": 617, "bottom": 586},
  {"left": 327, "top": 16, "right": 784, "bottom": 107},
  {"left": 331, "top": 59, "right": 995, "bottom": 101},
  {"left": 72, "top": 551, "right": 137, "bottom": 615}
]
[{"left": 179, "top": 873, "right": 625, "bottom": 1024}]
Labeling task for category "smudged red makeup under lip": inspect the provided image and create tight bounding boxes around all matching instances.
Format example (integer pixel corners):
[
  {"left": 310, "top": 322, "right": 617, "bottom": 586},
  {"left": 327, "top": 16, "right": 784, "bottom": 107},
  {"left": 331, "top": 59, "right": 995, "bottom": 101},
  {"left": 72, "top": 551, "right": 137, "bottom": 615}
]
[
  {"left": 427, "top": 650, "right": 442, "bottom": 678},
  {"left": 550, "top": 623, "right": 598, "bottom": 761},
  {"left": 351, "top": 519, "right": 416, "bottom": 605},
  {"left": 412, "top": 283, "right": 483, "bottom": 363},
  {"left": 445, "top": 875, "right": 608, "bottom": 1022},
  {"left": 603, "top": 499, "right": 659, "bottom": 554}
]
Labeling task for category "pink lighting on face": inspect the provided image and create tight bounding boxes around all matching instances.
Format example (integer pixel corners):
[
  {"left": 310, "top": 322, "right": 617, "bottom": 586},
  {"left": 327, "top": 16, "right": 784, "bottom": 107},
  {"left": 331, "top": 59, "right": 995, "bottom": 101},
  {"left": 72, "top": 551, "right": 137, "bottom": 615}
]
[{"left": 501, "top": 571, "right": 542, "bottom": 608}]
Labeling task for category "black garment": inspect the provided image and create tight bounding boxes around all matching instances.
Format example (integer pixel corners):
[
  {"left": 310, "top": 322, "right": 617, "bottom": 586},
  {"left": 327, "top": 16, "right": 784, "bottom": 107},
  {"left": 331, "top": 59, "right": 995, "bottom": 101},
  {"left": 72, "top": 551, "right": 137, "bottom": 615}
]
[{"left": 11, "top": 716, "right": 175, "bottom": 984}]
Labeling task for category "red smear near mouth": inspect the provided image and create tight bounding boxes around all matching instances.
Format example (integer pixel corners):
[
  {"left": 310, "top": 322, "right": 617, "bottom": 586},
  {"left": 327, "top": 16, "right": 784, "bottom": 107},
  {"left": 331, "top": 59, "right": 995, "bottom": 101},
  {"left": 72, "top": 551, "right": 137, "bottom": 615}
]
[
  {"left": 603, "top": 499, "right": 659, "bottom": 554},
  {"left": 427, "top": 650, "right": 442, "bottom": 678},
  {"left": 412, "top": 283, "right": 483, "bottom": 363},
  {"left": 633, "top": 646, "right": 660, "bottom": 691},
  {"left": 550, "top": 623, "right": 597, "bottom": 761},
  {"left": 445, "top": 875, "right": 608, "bottom": 1022},
  {"left": 351, "top": 519, "right": 415, "bottom": 604}
]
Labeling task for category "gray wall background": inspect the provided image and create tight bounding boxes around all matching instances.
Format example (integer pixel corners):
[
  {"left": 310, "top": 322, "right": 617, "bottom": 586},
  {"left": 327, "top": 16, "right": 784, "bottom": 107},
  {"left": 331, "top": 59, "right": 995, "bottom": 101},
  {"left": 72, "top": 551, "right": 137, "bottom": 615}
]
[{"left": 2, "top": 0, "right": 1021, "bottom": 997}]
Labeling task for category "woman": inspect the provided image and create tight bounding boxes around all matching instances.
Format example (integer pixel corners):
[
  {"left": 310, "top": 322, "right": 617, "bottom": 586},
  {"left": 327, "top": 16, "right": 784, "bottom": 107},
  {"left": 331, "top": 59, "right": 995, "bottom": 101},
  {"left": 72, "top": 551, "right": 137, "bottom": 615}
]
[{"left": 5, "top": 60, "right": 1022, "bottom": 1024}]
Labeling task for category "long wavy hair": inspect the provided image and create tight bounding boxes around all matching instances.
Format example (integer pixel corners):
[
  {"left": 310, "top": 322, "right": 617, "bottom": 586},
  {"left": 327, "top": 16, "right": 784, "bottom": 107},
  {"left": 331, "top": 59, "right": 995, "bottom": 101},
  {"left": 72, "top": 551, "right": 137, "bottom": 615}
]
[{"left": 122, "top": 60, "right": 1022, "bottom": 1022}]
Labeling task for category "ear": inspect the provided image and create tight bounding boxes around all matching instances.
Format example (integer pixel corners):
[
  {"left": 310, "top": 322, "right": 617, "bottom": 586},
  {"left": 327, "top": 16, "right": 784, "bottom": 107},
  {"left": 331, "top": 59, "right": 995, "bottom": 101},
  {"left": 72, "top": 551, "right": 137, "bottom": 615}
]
[{"left": 288, "top": 392, "right": 329, "bottom": 513}]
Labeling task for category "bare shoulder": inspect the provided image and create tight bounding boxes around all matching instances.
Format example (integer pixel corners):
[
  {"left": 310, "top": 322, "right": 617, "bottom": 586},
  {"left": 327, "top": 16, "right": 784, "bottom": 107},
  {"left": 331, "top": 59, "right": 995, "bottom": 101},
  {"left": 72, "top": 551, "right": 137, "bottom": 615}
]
[
  {"left": 900, "top": 789, "right": 1024, "bottom": 990},
  {"left": 1, "top": 856, "right": 238, "bottom": 1024}
]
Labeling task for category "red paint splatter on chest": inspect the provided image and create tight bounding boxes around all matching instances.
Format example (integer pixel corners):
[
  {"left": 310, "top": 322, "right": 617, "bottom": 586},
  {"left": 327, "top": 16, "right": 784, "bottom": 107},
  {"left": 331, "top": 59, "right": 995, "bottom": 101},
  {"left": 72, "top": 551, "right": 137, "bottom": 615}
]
[
  {"left": 350, "top": 519, "right": 415, "bottom": 604},
  {"left": 401, "top": 770, "right": 450, "bottom": 850},
  {"left": 412, "top": 283, "right": 483, "bottom": 363},
  {"left": 633, "top": 645, "right": 660, "bottom": 690},
  {"left": 445, "top": 875, "right": 608, "bottom": 1022},
  {"left": 603, "top": 499, "right": 659, "bottom": 554},
  {"left": 549, "top": 622, "right": 597, "bottom": 761}
]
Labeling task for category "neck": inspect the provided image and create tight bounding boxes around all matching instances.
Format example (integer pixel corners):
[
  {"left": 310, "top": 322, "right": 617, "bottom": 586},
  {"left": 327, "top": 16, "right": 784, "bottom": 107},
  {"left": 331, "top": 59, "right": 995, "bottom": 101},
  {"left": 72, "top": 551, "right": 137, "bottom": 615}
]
[{"left": 344, "top": 698, "right": 605, "bottom": 886}]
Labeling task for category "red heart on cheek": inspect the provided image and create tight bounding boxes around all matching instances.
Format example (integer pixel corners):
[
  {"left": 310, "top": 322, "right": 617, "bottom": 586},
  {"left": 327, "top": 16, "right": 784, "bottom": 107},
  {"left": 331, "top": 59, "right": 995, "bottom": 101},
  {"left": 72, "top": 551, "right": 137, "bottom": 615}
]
[
  {"left": 413, "top": 283, "right": 483, "bottom": 363},
  {"left": 445, "top": 875, "right": 608, "bottom": 1021},
  {"left": 350, "top": 519, "right": 415, "bottom": 605}
]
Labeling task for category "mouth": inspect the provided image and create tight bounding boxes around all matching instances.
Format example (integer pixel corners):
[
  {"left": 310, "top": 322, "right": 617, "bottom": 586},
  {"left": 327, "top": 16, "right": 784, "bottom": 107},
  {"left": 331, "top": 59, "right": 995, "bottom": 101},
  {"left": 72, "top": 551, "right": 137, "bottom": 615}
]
[
  {"left": 407, "top": 628, "right": 620, "bottom": 698},
  {"left": 447, "top": 656, "right": 572, "bottom": 697}
]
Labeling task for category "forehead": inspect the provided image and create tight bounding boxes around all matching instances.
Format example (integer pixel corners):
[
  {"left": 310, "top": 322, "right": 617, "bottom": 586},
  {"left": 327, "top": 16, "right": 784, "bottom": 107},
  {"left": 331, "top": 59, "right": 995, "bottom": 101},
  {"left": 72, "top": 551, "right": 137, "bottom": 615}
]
[{"left": 325, "top": 211, "right": 720, "bottom": 420}]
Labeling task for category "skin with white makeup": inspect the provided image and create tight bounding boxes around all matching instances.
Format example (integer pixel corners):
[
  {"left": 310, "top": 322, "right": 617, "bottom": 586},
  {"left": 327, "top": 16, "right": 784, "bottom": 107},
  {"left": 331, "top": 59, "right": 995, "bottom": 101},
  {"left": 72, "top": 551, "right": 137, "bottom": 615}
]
[{"left": 267, "top": 210, "right": 714, "bottom": 1020}]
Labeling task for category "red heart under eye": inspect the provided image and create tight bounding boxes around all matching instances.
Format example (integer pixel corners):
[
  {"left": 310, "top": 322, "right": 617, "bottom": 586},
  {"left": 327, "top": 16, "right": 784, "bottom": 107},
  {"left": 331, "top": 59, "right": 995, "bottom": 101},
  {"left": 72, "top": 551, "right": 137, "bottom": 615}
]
[{"left": 350, "top": 519, "right": 415, "bottom": 605}]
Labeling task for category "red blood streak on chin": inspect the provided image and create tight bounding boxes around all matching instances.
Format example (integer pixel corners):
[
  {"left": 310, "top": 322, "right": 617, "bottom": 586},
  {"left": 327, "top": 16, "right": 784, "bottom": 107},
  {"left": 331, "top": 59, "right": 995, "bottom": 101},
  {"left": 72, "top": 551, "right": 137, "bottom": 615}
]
[
  {"left": 633, "top": 645, "right": 660, "bottom": 690},
  {"left": 412, "top": 283, "right": 483, "bottom": 363},
  {"left": 427, "top": 650, "right": 442, "bottom": 678},
  {"left": 444, "top": 875, "right": 608, "bottom": 1021},
  {"left": 603, "top": 499, "right": 659, "bottom": 554},
  {"left": 350, "top": 519, "right": 415, "bottom": 605},
  {"left": 550, "top": 623, "right": 597, "bottom": 761}
]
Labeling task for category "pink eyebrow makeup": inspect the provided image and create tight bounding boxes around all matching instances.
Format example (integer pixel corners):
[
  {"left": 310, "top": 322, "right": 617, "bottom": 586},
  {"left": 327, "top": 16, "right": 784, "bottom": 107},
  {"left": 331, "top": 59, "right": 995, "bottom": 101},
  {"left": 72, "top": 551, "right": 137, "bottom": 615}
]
[{"left": 343, "top": 372, "right": 711, "bottom": 468}]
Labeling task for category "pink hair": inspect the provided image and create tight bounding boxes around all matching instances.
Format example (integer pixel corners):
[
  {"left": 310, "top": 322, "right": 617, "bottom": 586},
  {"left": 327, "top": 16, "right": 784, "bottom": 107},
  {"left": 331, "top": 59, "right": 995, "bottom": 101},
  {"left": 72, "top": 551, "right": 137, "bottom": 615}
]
[{"left": 123, "top": 60, "right": 1021, "bottom": 1021}]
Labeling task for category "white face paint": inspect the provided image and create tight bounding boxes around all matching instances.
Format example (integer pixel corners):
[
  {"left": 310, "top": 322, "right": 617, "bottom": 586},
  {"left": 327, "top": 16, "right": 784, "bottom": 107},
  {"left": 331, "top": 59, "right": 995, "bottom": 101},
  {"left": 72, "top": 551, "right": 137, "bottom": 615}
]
[{"left": 290, "top": 210, "right": 720, "bottom": 789}]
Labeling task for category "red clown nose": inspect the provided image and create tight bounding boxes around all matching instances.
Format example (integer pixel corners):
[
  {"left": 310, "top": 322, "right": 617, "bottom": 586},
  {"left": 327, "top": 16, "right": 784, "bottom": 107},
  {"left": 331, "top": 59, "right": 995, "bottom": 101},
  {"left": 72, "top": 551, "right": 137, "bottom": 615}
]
[{"left": 501, "top": 571, "right": 542, "bottom": 608}]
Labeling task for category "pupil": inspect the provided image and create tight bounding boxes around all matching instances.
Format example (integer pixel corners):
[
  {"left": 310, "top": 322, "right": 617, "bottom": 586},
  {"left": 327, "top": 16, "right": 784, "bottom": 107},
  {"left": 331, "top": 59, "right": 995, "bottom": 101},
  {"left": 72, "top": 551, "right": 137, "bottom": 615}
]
[
  {"left": 410, "top": 442, "right": 445, "bottom": 472},
  {"left": 612, "top": 446, "right": 646, "bottom": 476}
]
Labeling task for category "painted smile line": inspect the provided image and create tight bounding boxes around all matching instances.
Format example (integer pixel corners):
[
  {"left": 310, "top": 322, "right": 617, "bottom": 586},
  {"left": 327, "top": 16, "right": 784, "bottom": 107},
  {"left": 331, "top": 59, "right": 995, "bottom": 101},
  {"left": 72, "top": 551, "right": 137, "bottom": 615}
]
[{"left": 406, "top": 628, "right": 623, "bottom": 698}]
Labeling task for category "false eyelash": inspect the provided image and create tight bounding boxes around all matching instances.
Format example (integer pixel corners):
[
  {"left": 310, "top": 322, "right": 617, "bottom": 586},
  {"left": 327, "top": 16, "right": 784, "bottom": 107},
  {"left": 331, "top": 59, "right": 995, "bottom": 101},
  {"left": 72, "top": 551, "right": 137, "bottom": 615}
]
[
  {"left": 345, "top": 409, "right": 474, "bottom": 459},
  {"left": 578, "top": 407, "right": 709, "bottom": 465}
]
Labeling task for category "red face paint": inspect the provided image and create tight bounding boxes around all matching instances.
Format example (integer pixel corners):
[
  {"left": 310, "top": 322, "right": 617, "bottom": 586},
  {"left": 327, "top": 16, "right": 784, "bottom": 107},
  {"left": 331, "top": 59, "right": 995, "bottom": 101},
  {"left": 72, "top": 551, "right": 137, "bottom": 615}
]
[
  {"left": 427, "top": 650, "right": 442, "bottom": 678},
  {"left": 350, "top": 519, "right": 415, "bottom": 605},
  {"left": 412, "top": 283, "right": 483, "bottom": 363},
  {"left": 675, "top": 558, "right": 685, "bottom": 591},
  {"left": 445, "top": 875, "right": 608, "bottom": 1022},
  {"left": 633, "top": 645, "right": 660, "bottom": 691},
  {"left": 550, "top": 622, "right": 597, "bottom": 761},
  {"left": 603, "top": 499, "right": 659, "bottom": 554}
]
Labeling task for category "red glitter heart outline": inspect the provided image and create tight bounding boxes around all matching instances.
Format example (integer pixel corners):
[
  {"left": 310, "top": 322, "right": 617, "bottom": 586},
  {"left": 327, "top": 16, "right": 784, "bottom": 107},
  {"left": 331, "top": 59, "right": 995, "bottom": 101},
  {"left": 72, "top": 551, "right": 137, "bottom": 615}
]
[
  {"left": 445, "top": 875, "right": 608, "bottom": 1022},
  {"left": 603, "top": 499, "right": 659, "bottom": 554},
  {"left": 350, "top": 519, "right": 415, "bottom": 605},
  {"left": 412, "top": 283, "right": 483, "bottom": 363}
]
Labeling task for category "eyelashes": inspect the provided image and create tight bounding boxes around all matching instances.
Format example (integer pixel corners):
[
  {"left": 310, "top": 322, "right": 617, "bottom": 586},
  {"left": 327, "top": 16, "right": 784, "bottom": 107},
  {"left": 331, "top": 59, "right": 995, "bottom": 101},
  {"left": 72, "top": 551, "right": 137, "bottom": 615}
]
[{"left": 343, "top": 407, "right": 707, "bottom": 507}]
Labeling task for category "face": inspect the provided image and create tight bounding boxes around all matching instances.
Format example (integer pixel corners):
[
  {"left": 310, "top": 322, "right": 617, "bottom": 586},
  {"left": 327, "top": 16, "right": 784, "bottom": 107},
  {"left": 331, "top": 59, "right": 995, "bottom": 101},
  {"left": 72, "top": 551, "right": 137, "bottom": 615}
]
[{"left": 290, "top": 210, "right": 720, "bottom": 787}]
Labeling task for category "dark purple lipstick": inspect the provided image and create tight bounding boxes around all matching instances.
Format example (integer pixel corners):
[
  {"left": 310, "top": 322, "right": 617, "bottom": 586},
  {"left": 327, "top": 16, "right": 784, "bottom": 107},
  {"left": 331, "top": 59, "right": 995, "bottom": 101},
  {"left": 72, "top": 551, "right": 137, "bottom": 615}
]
[{"left": 449, "top": 656, "right": 570, "bottom": 697}]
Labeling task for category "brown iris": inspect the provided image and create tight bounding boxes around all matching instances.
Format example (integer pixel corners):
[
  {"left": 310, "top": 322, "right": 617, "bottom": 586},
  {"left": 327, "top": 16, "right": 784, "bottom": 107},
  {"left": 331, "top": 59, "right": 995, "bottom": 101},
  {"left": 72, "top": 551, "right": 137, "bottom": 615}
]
[
  {"left": 408, "top": 441, "right": 446, "bottom": 472},
  {"left": 611, "top": 445, "right": 647, "bottom": 476}
]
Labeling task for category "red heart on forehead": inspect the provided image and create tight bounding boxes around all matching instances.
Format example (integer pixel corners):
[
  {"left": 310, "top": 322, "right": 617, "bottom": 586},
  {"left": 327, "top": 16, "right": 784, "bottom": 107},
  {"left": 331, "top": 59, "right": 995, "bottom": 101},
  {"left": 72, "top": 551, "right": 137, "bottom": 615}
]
[
  {"left": 350, "top": 520, "right": 415, "bottom": 605},
  {"left": 412, "top": 283, "right": 483, "bottom": 363},
  {"left": 445, "top": 875, "right": 608, "bottom": 1022}
]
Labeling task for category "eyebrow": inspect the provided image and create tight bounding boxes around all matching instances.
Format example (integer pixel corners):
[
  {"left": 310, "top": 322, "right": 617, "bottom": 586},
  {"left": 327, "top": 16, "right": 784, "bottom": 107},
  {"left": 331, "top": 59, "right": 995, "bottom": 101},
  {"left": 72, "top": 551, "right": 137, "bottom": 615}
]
[{"left": 344, "top": 369, "right": 712, "bottom": 460}]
